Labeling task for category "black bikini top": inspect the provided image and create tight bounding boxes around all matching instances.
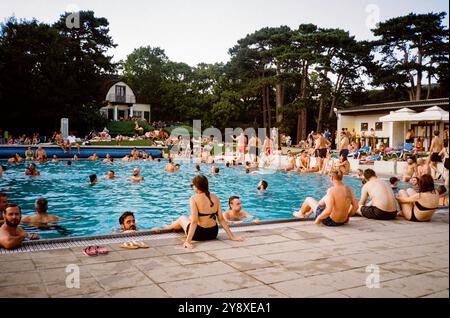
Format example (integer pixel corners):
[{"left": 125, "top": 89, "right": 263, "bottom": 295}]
[
  {"left": 198, "top": 211, "right": 218, "bottom": 219},
  {"left": 414, "top": 201, "right": 437, "bottom": 211}
]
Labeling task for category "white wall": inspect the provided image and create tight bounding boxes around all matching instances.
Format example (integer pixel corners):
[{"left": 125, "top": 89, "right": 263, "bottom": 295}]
[{"left": 105, "top": 81, "right": 136, "bottom": 104}]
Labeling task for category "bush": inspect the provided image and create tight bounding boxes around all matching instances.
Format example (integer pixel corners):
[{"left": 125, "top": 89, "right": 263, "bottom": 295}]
[
  {"left": 107, "top": 120, "right": 154, "bottom": 136},
  {"left": 165, "top": 125, "right": 193, "bottom": 136}
]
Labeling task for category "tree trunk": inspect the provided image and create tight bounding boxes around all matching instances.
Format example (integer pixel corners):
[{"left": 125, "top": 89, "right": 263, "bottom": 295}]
[
  {"left": 266, "top": 86, "right": 272, "bottom": 129},
  {"left": 426, "top": 71, "right": 432, "bottom": 100},
  {"left": 415, "top": 35, "right": 423, "bottom": 101},
  {"left": 317, "top": 96, "right": 324, "bottom": 132},
  {"left": 275, "top": 63, "right": 283, "bottom": 124},
  {"left": 296, "top": 62, "right": 309, "bottom": 142},
  {"left": 262, "top": 87, "right": 267, "bottom": 128}
]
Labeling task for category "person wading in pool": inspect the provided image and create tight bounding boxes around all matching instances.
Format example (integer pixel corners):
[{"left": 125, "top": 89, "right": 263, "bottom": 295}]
[
  {"left": 293, "top": 169, "right": 358, "bottom": 226},
  {"left": 0, "top": 193, "right": 7, "bottom": 224},
  {"left": 127, "top": 168, "right": 144, "bottom": 182},
  {"left": 223, "top": 196, "right": 260, "bottom": 224},
  {"left": 162, "top": 175, "right": 243, "bottom": 249},
  {"left": 354, "top": 169, "right": 398, "bottom": 220},
  {"left": 0, "top": 204, "right": 39, "bottom": 249},
  {"left": 21, "top": 198, "right": 64, "bottom": 225},
  {"left": 25, "top": 163, "right": 40, "bottom": 176},
  {"left": 119, "top": 211, "right": 137, "bottom": 233}
]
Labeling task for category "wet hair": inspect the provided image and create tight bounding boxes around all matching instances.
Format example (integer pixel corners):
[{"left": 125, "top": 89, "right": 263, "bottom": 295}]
[
  {"left": 225, "top": 162, "right": 230, "bottom": 167},
  {"left": 0, "top": 192, "right": 7, "bottom": 199},
  {"left": 192, "top": 175, "right": 214, "bottom": 207},
  {"left": 259, "top": 180, "right": 268, "bottom": 190},
  {"left": 29, "top": 163, "right": 36, "bottom": 169},
  {"left": 389, "top": 177, "right": 399, "bottom": 185},
  {"left": 329, "top": 169, "right": 343, "bottom": 181},
  {"left": 363, "top": 169, "right": 376, "bottom": 180},
  {"left": 434, "top": 130, "right": 440, "bottom": 136},
  {"left": 67, "top": 160, "right": 72, "bottom": 166},
  {"left": 109, "top": 170, "right": 115, "bottom": 175},
  {"left": 213, "top": 167, "right": 219, "bottom": 173},
  {"left": 168, "top": 158, "right": 173, "bottom": 164},
  {"left": 119, "top": 211, "right": 134, "bottom": 225},
  {"left": 437, "top": 185, "right": 447, "bottom": 195},
  {"left": 228, "top": 195, "right": 240, "bottom": 208},
  {"left": 245, "top": 169, "right": 250, "bottom": 174},
  {"left": 89, "top": 174, "right": 97, "bottom": 183},
  {"left": 195, "top": 165, "right": 201, "bottom": 171},
  {"left": 5, "top": 203, "right": 21, "bottom": 213},
  {"left": 157, "top": 158, "right": 161, "bottom": 162},
  {"left": 35, "top": 198, "right": 48, "bottom": 213},
  {"left": 175, "top": 164, "right": 180, "bottom": 167},
  {"left": 418, "top": 174, "right": 435, "bottom": 193}
]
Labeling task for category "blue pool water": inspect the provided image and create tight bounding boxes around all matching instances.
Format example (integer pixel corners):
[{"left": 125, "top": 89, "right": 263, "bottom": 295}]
[{"left": 0, "top": 160, "right": 407, "bottom": 239}]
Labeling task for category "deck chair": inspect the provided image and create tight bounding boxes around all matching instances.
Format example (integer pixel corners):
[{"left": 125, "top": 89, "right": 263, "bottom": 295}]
[{"left": 402, "top": 142, "right": 414, "bottom": 160}]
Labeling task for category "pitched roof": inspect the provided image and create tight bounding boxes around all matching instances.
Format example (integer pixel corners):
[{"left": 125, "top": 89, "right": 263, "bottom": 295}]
[{"left": 337, "top": 98, "right": 449, "bottom": 115}]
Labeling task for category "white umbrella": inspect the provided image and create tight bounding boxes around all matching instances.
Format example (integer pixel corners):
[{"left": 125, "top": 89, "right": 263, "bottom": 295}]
[
  {"left": 410, "top": 106, "right": 449, "bottom": 122},
  {"left": 379, "top": 108, "right": 417, "bottom": 148},
  {"left": 379, "top": 107, "right": 417, "bottom": 122}
]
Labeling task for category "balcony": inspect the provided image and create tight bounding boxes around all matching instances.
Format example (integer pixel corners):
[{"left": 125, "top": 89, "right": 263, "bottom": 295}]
[{"left": 106, "top": 93, "right": 136, "bottom": 104}]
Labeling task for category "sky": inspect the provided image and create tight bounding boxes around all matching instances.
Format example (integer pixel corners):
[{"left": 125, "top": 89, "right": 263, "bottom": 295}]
[{"left": 1, "top": 0, "right": 448, "bottom": 66}]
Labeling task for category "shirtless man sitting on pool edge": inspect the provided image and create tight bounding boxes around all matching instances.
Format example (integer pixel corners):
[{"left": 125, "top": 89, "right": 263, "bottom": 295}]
[{"left": 293, "top": 169, "right": 358, "bottom": 226}]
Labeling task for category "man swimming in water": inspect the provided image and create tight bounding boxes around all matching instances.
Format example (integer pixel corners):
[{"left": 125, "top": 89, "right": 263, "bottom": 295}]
[
  {"left": 127, "top": 167, "right": 144, "bottom": 182},
  {"left": 21, "top": 198, "right": 64, "bottom": 224},
  {"left": 223, "top": 196, "right": 260, "bottom": 224},
  {"left": 0, "top": 204, "right": 40, "bottom": 249}
]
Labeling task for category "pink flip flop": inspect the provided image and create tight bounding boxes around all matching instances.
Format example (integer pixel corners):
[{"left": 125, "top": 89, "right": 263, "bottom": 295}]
[
  {"left": 95, "top": 246, "right": 109, "bottom": 255},
  {"left": 83, "top": 246, "right": 98, "bottom": 256}
]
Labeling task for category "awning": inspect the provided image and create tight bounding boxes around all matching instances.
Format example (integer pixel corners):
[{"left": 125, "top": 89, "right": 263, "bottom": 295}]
[
  {"left": 379, "top": 108, "right": 417, "bottom": 122},
  {"left": 410, "top": 106, "right": 449, "bottom": 122}
]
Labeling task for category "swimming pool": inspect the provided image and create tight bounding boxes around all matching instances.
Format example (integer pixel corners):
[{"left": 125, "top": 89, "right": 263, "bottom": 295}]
[{"left": 0, "top": 160, "right": 407, "bottom": 239}]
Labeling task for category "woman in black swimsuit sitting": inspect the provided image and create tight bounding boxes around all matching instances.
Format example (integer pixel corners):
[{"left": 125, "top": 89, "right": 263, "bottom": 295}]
[
  {"left": 163, "top": 174, "right": 243, "bottom": 248},
  {"left": 397, "top": 174, "right": 439, "bottom": 222}
]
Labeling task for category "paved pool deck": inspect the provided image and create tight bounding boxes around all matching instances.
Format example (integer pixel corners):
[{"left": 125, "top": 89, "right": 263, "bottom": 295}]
[{"left": 0, "top": 212, "right": 448, "bottom": 298}]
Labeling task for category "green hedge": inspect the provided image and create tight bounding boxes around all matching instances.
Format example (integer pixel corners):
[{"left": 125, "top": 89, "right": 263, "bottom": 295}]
[
  {"left": 107, "top": 121, "right": 154, "bottom": 136},
  {"left": 164, "top": 125, "right": 193, "bottom": 136}
]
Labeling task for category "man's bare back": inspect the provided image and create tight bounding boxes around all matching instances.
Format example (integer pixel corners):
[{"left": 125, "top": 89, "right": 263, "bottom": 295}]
[{"left": 327, "top": 185, "right": 358, "bottom": 223}]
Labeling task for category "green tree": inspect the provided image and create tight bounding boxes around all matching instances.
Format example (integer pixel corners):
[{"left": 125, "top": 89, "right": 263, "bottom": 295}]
[{"left": 372, "top": 12, "right": 448, "bottom": 100}]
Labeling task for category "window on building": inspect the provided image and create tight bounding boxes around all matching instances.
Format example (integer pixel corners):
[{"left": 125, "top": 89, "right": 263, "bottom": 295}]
[
  {"left": 115, "top": 85, "right": 126, "bottom": 97},
  {"left": 118, "top": 110, "right": 125, "bottom": 119},
  {"left": 361, "top": 123, "right": 368, "bottom": 131},
  {"left": 375, "top": 122, "right": 383, "bottom": 131},
  {"left": 133, "top": 111, "right": 142, "bottom": 118},
  {"left": 144, "top": 111, "right": 150, "bottom": 122}
]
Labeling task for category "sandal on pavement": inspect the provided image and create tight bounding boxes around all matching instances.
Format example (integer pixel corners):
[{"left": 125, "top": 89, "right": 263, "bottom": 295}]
[
  {"left": 120, "top": 242, "right": 139, "bottom": 249},
  {"left": 83, "top": 245, "right": 98, "bottom": 256}
]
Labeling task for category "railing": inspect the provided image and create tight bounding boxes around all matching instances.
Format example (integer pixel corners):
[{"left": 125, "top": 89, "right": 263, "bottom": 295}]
[{"left": 106, "top": 93, "right": 136, "bottom": 104}]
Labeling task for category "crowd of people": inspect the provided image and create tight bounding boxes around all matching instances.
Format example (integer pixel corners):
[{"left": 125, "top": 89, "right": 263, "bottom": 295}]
[{"left": 0, "top": 127, "right": 448, "bottom": 251}]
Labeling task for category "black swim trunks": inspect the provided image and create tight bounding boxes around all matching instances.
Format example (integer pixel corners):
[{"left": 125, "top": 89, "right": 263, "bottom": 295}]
[
  {"left": 445, "top": 157, "right": 449, "bottom": 170},
  {"left": 315, "top": 204, "right": 345, "bottom": 227},
  {"left": 430, "top": 152, "right": 442, "bottom": 163},
  {"left": 186, "top": 223, "right": 219, "bottom": 241},
  {"left": 360, "top": 206, "right": 397, "bottom": 220},
  {"left": 316, "top": 148, "right": 327, "bottom": 159}
]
